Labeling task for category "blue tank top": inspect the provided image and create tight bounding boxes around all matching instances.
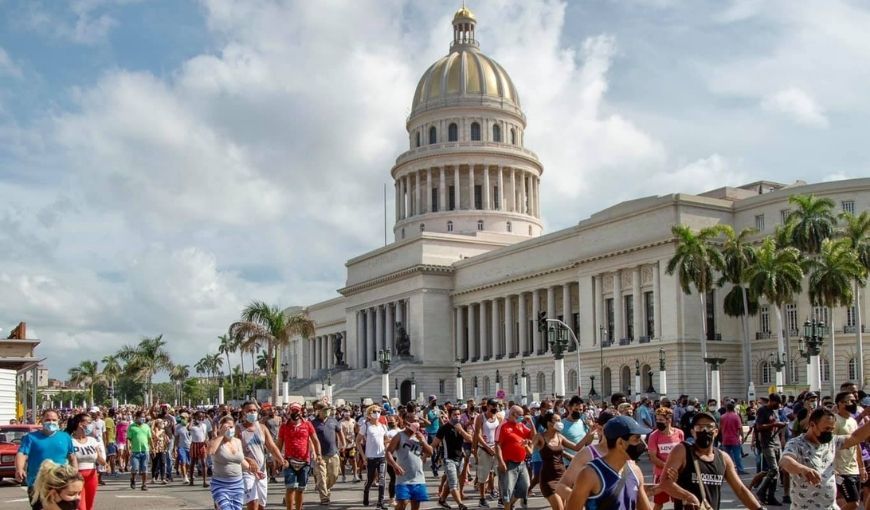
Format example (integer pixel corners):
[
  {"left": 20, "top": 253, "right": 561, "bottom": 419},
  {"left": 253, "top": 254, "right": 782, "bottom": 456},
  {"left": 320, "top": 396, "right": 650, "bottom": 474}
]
[{"left": 586, "top": 457, "right": 640, "bottom": 510}]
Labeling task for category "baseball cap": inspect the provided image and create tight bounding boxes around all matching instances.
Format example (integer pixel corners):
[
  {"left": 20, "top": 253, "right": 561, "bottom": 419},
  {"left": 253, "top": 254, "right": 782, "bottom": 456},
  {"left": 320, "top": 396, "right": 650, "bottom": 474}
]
[
  {"left": 362, "top": 398, "right": 374, "bottom": 406},
  {"left": 89, "top": 406, "right": 100, "bottom": 413},
  {"left": 289, "top": 403, "right": 302, "bottom": 412},
  {"left": 429, "top": 395, "right": 437, "bottom": 402},
  {"left": 486, "top": 398, "right": 499, "bottom": 406},
  {"left": 690, "top": 412, "right": 718, "bottom": 427},
  {"left": 529, "top": 401, "right": 540, "bottom": 409},
  {"left": 603, "top": 416, "right": 651, "bottom": 440}
]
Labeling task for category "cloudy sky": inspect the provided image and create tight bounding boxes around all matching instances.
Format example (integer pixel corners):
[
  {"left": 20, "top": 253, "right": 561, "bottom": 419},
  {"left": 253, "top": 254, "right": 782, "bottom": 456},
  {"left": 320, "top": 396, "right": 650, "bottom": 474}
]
[{"left": 1, "top": 0, "right": 868, "bottom": 380}]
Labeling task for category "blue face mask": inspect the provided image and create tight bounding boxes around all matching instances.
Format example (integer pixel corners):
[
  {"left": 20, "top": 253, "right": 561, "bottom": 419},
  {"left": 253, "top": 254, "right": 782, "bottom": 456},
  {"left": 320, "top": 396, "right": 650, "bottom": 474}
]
[
  {"left": 246, "top": 413, "right": 259, "bottom": 424},
  {"left": 44, "top": 421, "right": 59, "bottom": 433},
  {"left": 84, "top": 424, "right": 94, "bottom": 435},
  {"left": 515, "top": 415, "right": 524, "bottom": 424}
]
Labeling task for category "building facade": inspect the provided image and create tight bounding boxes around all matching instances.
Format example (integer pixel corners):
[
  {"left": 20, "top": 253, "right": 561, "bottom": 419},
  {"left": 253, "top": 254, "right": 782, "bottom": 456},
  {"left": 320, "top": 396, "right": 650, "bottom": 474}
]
[{"left": 284, "top": 8, "right": 870, "bottom": 403}]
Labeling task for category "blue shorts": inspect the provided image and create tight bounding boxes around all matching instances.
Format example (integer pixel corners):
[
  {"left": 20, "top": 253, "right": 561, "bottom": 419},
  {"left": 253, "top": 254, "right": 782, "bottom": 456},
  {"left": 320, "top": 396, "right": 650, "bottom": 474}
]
[
  {"left": 176, "top": 447, "right": 190, "bottom": 465},
  {"left": 106, "top": 443, "right": 118, "bottom": 456},
  {"left": 283, "top": 465, "right": 310, "bottom": 491},
  {"left": 130, "top": 452, "right": 149, "bottom": 473},
  {"left": 396, "top": 483, "right": 429, "bottom": 502}
]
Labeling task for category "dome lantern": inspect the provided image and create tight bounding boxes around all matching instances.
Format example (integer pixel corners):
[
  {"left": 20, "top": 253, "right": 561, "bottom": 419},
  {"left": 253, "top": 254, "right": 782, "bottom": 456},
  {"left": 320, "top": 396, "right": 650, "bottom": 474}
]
[{"left": 451, "top": 5, "right": 478, "bottom": 50}]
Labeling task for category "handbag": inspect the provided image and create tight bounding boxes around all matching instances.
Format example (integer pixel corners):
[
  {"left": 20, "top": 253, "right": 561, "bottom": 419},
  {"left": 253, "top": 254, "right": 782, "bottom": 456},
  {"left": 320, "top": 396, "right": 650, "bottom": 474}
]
[
  {"left": 287, "top": 458, "right": 308, "bottom": 471},
  {"left": 691, "top": 447, "right": 715, "bottom": 510}
]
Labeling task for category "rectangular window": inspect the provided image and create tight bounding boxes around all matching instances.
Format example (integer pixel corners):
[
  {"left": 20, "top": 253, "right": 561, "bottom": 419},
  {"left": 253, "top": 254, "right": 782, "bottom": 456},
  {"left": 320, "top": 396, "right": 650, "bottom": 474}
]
[
  {"left": 813, "top": 306, "right": 829, "bottom": 325},
  {"left": 705, "top": 290, "right": 716, "bottom": 340},
  {"left": 605, "top": 298, "right": 615, "bottom": 342},
  {"left": 644, "top": 291, "right": 655, "bottom": 338},
  {"left": 847, "top": 306, "right": 857, "bottom": 327},
  {"left": 474, "top": 185, "right": 482, "bottom": 209},
  {"left": 624, "top": 295, "right": 634, "bottom": 340},
  {"left": 786, "top": 303, "right": 798, "bottom": 333},
  {"left": 842, "top": 200, "right": 855, "bottom": 214},
  {"left": 760, "top": 306, "right": 770, "bottom": 333},
  {"left": 493, "top": 186, "right": 500, "bottom": 210},
  {"left": 781, "top": 208, "right": 791, "bottom": 224},
  {"left": 431, "top": 188, "right": 439, "bottom": 212},
  {"left": 448, "top": 186, "right": 456, "bottom": 210},
  {"left": 572, "top": 312, "right": 580, "bottom": 335},
  {"left": 755, "top": 214, "right": 765, "bottom": 231},
  {"left": 438, "top": 379, "right": 445, "bottom": 394}
]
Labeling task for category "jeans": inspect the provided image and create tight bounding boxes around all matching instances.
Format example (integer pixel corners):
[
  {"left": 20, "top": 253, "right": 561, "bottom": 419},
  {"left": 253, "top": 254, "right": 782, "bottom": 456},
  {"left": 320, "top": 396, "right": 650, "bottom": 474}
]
[
  {"left": 757, "top": 445, "right": 780, "bottom": 499},
  {"left": 502, "top": 461, "right": 530, "bottom": 502},
  {"left": 723, "top": 444, "right": 746, "bottom": 473},
  {"left": 364, "top": 457, "right": 386, "bottom": 505}
]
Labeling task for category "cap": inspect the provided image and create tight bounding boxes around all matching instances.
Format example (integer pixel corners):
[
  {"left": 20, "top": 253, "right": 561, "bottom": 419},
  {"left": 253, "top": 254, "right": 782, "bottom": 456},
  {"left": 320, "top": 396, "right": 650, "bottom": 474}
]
[
  {"left": 805, "top": 391, "right": 819, "bottom": 400},
  {"left": 486, "top": 398, "right": 499, "bottom": 406},
  {"left": 603, "top": 416, "right": 651, "bottom": 440},
  {"left": 460, "top": 404, "right": 468, "bottom": 410},
  {"left": 429, "top": 395, "right": 437, "bottom": 402},
  {"left": 529, "top": 401, "right": 540, "bottom": 409},
  {"left": 261, "top": 403, "right": 273, "bottom": 410},
  {"left": 362, "top": 398, "right": 374, "bottom": 406},
  {"left": 861, "top": 396, "right": 870, "bottom": 407},
  {"left": 690, "top": 412, "right": 718, "bottom": 427},
  {"left": 289, "top": 403, "right": 302, "bottom": 412},
  {"left": 89, "top": 406, "right": 100, "bottom": 413}
]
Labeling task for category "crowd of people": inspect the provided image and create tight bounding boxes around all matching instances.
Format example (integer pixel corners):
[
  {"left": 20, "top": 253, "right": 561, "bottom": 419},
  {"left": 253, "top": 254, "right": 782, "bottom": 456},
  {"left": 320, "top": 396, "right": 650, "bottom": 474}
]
[{"left": 11, "top": 381, "right": 870, "bottom": 510}]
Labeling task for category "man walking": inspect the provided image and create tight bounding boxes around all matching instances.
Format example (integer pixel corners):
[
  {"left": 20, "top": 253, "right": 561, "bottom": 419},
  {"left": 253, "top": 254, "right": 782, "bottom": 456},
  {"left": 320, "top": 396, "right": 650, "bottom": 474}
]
[
  {"left": 833, "top": 391, "right": 863, "bottom": 510},
  {"left": 15, "top": 409, "right": 77, "bottom": 510},
  {"left": 278, "top": 402, "right": 320, "bottom": 510},
  {"left": 387, "top": 413, "right": 433, "bottom": 510},
  {"left": 495, "top": 406, "right": 533, "bottom": 510},
  {"left": 126, "top": 410, "right": 151, "bottom": 491},
  {"left": 433, "top": 407, "right": 473, "bottom": 510},
  {"left": 755, "top": 394, "right": 787, "bottom": 505},
  {"left": 312, "top": 402, "right": 343, "bottom": 505},
  {"left": 189, "top": 411, "right": 211, "bottom": 487},
  {"left": 719, "top": 401, "right": 747, "bottom": 474}
]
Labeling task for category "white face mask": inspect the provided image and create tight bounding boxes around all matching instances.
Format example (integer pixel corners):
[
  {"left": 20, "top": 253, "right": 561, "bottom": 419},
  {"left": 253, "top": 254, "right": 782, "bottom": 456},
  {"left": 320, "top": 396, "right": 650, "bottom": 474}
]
[
  {"left": 553, "top": 422, "right": 564, "bottom": 432},
  {"left": 371, "top": 412, "right": 381, "bottom": 420}
]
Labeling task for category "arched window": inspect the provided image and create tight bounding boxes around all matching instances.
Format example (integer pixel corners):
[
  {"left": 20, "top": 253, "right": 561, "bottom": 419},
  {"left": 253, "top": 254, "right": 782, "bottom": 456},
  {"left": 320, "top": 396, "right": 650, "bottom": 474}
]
[
  {"left": 429, "top": 126, "right": 437, "bottom": 144},
  {"left": 821, "top": 357, "right": 831, "bottom": 383},
  {"left": 602, "top": 367, "right": 612, "bottom": 396},
  {"left": 528, "top": 225, "right": 532, "bottom": 235},
  {"left": 447, "top": 220, "right": 453, "bottom": 232},
  {"left": 471, "top": 122, "right": 481, "bottom": 141},
  {"left": 506, "top": 221, "right": 512, "bottom": 233},
  {"left": 401, "top": 228, "right": 405, "bottom": 239},
  {"left": 790, "top": 360, "right": 800, "bottom": 383},
  {"left": 477, "top": 220, "right": 484, "bottom": 231},
  {"left": 537, "top": 372, "right": 546, "bottom": 393},
  {"left": 761, "top": 361, "right": 772, "bottom": 384},
  {"left": 510, "top": 128, "right": 517, "bottom": 145},
  {"left": 567, "top": 370, "right": 578, "bottom": 394},
  {"left": 849, "top": 357, "right": 857, "bottom": 380},
  {"left": 448, "top": 123, "right": 458, "bottom": 142},
  {"left": 415, "top": 131, "right": 421, "bottom": 148},
  {"left": 620, "top": 366, "right": 632, "bottom": 394},
  {"left": 420, "top": 223, "right": 425, "bottom": 232},
  {"left": 483, "top": 376, "right": 491, "bottom": 396},
  {"left": 493, "top": 124, "right": 501, "bottom": 142}
]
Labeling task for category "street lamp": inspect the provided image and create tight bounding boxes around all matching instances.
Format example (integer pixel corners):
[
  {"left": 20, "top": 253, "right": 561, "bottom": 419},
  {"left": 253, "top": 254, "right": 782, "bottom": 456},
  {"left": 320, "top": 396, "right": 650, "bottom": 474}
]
[
  {"left": 495, "top": 370, "right": 501, "bottom": 389},
  {"left": 549, "top": 323, "right": 570, "bottom": 397},
  {"left": 634, "top": 359, "right": 641, "bottom": 400},
  {"left": 512, "top": 373, "right": 519, "bottom": 401},
  {"left": 588, "top": 375, "right": 598, "bottom": 399},
  {"left": 520, "top": 361, "right": 528, "bottom": 405},
  {"left": 801, "top": 318, "right": 827, "bottom": 392},
  {"left": 410, "top": 371, "right": 417, "bottom": 404},
  {"left": 280, "top": 362, "right": 289, "bottom": 406},
  {"left": 473, "top": 375, "right": 479, "bottom": 399},
  {"left": 769, "top": 352, "right": 786, "bottom": 393},
  {"left": 455, "top": 359, "right": 464, "bottom": 401},
  {"left": 394, "top": 378, "right": 399, "bottom": 400},
  {"left": 378, "top": 349, "right": 391, "bottom": 398},
  {"left": 599, "top": 326, "right": 608, "bottom": 394},
  {"left": 659, "top": 347, "right": 668, "bottom": 396}
]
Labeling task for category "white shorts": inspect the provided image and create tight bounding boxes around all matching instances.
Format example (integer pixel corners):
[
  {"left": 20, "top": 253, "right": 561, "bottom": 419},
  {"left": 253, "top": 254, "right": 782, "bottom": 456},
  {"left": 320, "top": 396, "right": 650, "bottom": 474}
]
[{"left": 243, "top": 472, "right": 268, "bottom": 505}]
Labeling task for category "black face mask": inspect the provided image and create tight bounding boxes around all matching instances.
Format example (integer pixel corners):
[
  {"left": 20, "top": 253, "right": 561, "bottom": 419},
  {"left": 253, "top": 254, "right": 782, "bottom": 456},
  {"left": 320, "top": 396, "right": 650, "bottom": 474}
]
[
  {"left": 695, "top": 431, "right": 714, "bottom": 449},
  {"left": 846, "top": 404, "right": 858, "bottom": 414},
  {"left": 625, "top": 441, "right": 647, "bottom": 460},
  {"left": 655, "top": 421, "right": 667, "bottom": 431},
  {"left": 290, "top": 413, "right": 300, "bottom": 421},
  {"left": 57, "top": 499, "right": 81, "bottom": 510},
  {"left": 818, "top": 431, "right": 834, "bottom": 444},
  {"left": 571, "top": 411, "right": 582, "bottom": 420}
]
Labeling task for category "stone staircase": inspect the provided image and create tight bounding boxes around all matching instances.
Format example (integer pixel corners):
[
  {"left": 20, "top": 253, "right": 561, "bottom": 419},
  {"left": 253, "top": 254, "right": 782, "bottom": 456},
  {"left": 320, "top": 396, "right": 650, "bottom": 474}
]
[{"left": 288, "top": 357, "right": 426, "bottom": 403}]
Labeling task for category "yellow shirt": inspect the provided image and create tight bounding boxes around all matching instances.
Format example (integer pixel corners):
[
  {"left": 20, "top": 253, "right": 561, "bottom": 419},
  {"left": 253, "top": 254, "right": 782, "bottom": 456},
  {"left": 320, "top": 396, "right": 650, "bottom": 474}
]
[{"left": 834, "top": 414, "right": 859, "bottom": 475}]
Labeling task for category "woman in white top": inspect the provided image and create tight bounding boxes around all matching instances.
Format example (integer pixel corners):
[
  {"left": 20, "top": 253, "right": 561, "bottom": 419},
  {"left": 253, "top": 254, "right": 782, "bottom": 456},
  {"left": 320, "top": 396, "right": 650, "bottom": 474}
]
[
  {"left": 357, "top": 404, "right": 388, "bottom": 508},
  {"left": 65, "top": 413, "right": 107, "bottom": 510}
]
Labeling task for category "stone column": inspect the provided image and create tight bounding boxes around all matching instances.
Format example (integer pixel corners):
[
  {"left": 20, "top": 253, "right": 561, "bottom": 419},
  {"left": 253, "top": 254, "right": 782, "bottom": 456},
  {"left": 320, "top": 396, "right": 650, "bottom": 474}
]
[
  {"left": 595, "top": 275, "right": 604, "bottom": 344},
  {"left": 546, "top": 286, "right": 556, "bottom": 352},
  {"left": 469, "top": 166, "right": 476, "bottom": 210},
  {"left": 402, "top": 175, "right": 409, "bottom": 217},
  {"left": 491, "top": 298, "right": 499, "bottom": 358},
  {"left": 563, "top": 284, "right": 572, "bottom": 331},
  {"left": 366, "top": 308, "right": 376, "bottom": 368},
  {"left": 632, "top": 267, "right": 642, "bottom": 339},
  {"left": 468, "top": 303, "right": 478, "bottom": 360},
  {"left": 326, "top": 335, "right": 332, "bottom": 369},
  {"left": 483, "top": 166, "right": 491, "bottom": 210},
  {"left": 613, "top": 272, "right": 623, "bottom": 342},
  {"left": 534, "top": 176, "right": 540, "bottom": 217},
  {"left": 356, "top": 311, "right": 365, "bottom": 369},
  {"left": 415, "top": 170, "right": 421, "bottom": 215},
  {"left": 505, "top": 295, "right": 514, "bottom": 356},
  {"left": 395, "top": 181, "right": 400, "bottom": 221},
  {"left": 456, "top": 307, "right": 465, "bottom": 361},
  {"left": 521, "top": 171, "right": 527, "bottom": 214},
  {"left": 479, "top": 300, "right": 488, "bottom": 359},
  {"left": 653, "top": 262, "right": 662, "bottom": 339},
  {"left": 518, "top": 292, "right": 528, "bottom": 354},
  {"left": 439, "top": 167, "right": 446, "bottom": 212},
  {"left": 511, "top": 168, "right": 517, "bottom": 212},
  {"left": 532, "top": 289, "right": 541, "bottom": 353},
  {"left": 453, "top": 166, "right": 460, "bottom": 210},
  {"left": 375, "top": 305, "right": 384, "bottom": 355},
  {"left": 497, "top": 166, "right": 505, "bottom": 210},
  {"left": 385, "top": 303, "right": 394, "bottom": 353}
]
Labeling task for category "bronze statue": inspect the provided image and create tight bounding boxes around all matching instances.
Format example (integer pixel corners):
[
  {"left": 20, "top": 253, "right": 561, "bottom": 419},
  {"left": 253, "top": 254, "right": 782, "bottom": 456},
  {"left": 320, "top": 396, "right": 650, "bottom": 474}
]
[
  {"left": 333, "top": 333, "right": 345, "bottom": 366},
  {"left": 395, "top": 322, "right": 411, "bottom": 357}
]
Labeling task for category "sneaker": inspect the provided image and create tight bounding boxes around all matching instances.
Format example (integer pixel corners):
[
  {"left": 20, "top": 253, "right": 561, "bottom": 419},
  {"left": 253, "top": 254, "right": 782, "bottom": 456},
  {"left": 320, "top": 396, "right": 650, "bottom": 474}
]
[
  {"left": 764, "top": 497, "right": 783, "bottom": 506},
  {"left": 458, "top": 505, "right": 468, "bottom": 510},
  {"left": 479, "top": 499, "right": 489, "bottom": 508},
  {"left": 438, "top": 499, "right": 451, "bottom": 509},
  {"left": 141, "top": 485, "right": 147, "bottom": 491},
  {"left": 130, "top": 479, "right": 135, "bottom": 489}
]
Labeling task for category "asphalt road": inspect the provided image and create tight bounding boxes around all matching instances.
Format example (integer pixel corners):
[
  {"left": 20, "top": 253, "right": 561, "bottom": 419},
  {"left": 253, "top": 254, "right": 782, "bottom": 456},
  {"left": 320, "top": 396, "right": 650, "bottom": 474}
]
[{"left": 0, "top": 457, "right": 764, "bottom": 509}]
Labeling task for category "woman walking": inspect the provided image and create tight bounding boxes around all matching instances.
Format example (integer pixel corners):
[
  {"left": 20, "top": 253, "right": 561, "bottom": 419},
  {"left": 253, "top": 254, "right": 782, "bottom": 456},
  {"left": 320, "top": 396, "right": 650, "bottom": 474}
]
[
  {"left": 150, "top": 419, "right": 170, "bottom": 484},
  {"left": 209, "top": 415, "right": 258, "bottom": 510},
  {"left": 533, "top": 411, "right": 577, "bottom": 510},
  {"left": 30, "top": 460, "right": 84, "bottom": 510},
  {"left": 66, "top": 413, "right": 107, "bottom": 510}
]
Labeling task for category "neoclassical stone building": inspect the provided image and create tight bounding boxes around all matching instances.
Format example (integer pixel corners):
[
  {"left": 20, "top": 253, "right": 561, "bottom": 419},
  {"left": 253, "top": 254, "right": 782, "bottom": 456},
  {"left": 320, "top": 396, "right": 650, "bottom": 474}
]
[{"left": 283, "top": 7, "right": 870, "bottom": 403}]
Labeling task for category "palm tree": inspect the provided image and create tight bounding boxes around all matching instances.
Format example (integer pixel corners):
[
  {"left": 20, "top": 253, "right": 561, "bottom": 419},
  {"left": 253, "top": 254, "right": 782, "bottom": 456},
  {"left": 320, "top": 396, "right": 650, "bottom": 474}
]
[
  {"left": 840, "top": 211, "right": 870, "bottom": 387},
  {"left": 717, "top": 225, "right": 758, "bottom": 391},
  {"left": 170, "top": 364, "right": 190, "bottom": 405},
  {"left": 746, "top": 237, "right": 804, "bottom": 391},
  {"left": 229, "top": 301, "right": 315, "bottom": 403},
  {"left": 101, "top": 355, "right": 122, "bottom": 407},
  {"left": 218, "top": 334, "right": 235, "bottom": 396},
  {"left": 787, "top": 194, "right": 837, "bottom": 255},
  {"left": 666, "top": 224, "right": 725, "bottom": 400},
  {"left": 808, "top": 238, "right": 864, "bottom": 395},
  {"left": 69, "top": 360, "right": 101, "bottom": 406},
  {"left": 118, "top": 335, "right": 172, "bottom": 406}
]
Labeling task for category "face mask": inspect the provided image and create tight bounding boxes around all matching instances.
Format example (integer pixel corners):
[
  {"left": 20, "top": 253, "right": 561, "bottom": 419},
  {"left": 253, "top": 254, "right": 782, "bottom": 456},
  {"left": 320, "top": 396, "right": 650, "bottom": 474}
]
[
  {"left": 224, "top": 429, "right": 235, "bottom": 439},
  {"left": 387, "top": 423, "right": 396, "bottom": 429},
  {"left": 407, "top": 422, "right": 420, "bottom": 433},
  {"left": 655, "top": 422, "right": 667, "bottom": 431},
  {"left": 56, "top": 498, "right": 81, "bottom": 510},
  {"left": 846, "top": 404, "right": 858, "bottom": 414},
  {"left": 84, "top": 424, "right": 94, "bottom": 435},
  {"left": 571, "top": 411, "right": 582, "bottom": 420},
  {"left": 626, "top": 441, "right": 647, "bottom": 461},
  {"left": 695, "top": 431, "right": 714, "bottom": 449},
  {"left": 371, "top": 412, "right": 381, "bottom": 420},
  {"left": 136, "top": 418, "right": 145, "bottom": 425},
  {"left": 450, "top": 417, "right": 460, "bottom": 425},
  {"left": 515, "top": 415, "right": 524, "bottom": 424},
  {"left": 818, "top": 431, "right": 834, "bottom": 444},
  {"left": 553, "top": 422, "right": 564, "bottom": 432},
  {"left": 290, "top": 413, "right": 300, "bottom": 421},
  {"left": 686, "top": 406, "right": 696, "bottom": 413},
  {"left": 246, "top": 413, "right": 259, "bottom": 423},
  {"left": 44, "top": 422, "right": 59, "bottom": 433}
]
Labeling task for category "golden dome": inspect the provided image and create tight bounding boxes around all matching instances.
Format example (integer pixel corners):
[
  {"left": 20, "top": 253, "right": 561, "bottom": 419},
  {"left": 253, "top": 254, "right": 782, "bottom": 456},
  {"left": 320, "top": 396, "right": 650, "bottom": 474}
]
[
  {"left": 411, "top": 47, "right": 520, "bottom": 114},
  {"left": 453, "top": 6, "right": 475, "bottom": 21}
]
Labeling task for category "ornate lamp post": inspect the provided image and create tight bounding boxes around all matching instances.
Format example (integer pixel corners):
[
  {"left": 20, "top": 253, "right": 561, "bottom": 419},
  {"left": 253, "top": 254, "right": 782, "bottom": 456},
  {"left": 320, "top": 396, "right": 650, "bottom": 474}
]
[
  {"left": 326, "top": 372, "right": 333, "bottom": 402},
  {"left": 599, "top": 326, "right": 608, "bottom": 393},
  {"left": 634, "top": 359, "right": 641, "bottom": 400},
  {"left": 218, "top": 374, "right": 225, "bottom": 405},
  {"left": 394, "top": 378, "right": 399, "bottom": 400},
  {"left": 495, "top": 370, "right": 501, "bottom": 395},
  {"left": 549, "top": 324, "right": 570, "bottom": 397},
  {"left": 520, "top": 361, "right": 528, "bottom": 405},
  {"left": 455, "top": 360, "right": 464, "bottom": 401},
  {"left": 410, "top": 371, "right": 417, "bottom": 404},
  {"left": 588, "top": 375, "right": 598, "bottom": 400},
  {"left": 704, "top": 357, "right": 727, "bottom": 404},
  {"left": 768, "top": 352, "right": 785, "bottom": 393},
  {"left": 646, "top": 369, "right": 656, "bottom": 394},
  {"left": 801, "top": 318, "right": 827, "bottom": 392},
  {"left": 512, "top": 373, "right": 519, "bottom": 402},
  {"left": 473, "top": 375, "right": 479, "bottom": 400},
  {"left": 658, "top": 347, "right": 668, "bottom": 396},
  {"left": 378, "top": 349, "right": 392, "bottom": 399},
  {"left": 281, "top": 362, "right": 289, "bottom": 405}
]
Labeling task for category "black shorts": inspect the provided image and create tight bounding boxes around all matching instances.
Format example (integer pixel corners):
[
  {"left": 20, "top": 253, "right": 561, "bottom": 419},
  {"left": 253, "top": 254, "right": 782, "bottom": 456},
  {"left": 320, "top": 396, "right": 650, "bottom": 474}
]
[{"left": 837, "top": 474, "right": 861, "bottom": 502}]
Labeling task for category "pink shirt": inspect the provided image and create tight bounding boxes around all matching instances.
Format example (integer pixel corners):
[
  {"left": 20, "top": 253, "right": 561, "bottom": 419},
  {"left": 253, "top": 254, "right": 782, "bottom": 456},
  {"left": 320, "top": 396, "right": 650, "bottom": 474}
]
[
  {"left": 647, "top": 427, "right": 684, "bottom": 477},
  {"left": 719, "top": 411, "right": 743, "bottom": 446}
]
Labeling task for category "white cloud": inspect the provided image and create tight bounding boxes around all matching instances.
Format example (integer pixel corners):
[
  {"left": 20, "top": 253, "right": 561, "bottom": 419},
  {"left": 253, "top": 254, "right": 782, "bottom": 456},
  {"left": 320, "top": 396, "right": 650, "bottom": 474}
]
[
  {"left": 0, "top": 47, "right": 22, "bottom": 78},
  {"left": 761, "top": 87, "right": 829, "bottom": 128}
]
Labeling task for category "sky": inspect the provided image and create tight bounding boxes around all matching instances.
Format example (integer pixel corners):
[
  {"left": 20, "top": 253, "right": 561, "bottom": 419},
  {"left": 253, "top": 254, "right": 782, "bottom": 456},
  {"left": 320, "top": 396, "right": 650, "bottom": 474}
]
[{"left": 1, "top": 0, "right": 869, "bottom": 381}]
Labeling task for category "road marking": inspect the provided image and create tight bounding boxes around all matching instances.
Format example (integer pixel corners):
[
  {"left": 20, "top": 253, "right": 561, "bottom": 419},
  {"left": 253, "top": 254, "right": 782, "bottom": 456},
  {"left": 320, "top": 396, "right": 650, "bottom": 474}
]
[
  {"left": 115, "top": 495, "right": 174, "bottom": 499},
  {"left": 5, "top": 498, "right": 29, "bottom": 503}
]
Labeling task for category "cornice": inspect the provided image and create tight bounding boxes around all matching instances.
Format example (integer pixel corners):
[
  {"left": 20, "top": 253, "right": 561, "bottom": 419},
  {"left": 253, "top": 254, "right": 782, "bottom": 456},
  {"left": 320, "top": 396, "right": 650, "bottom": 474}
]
[{"left": 339, "top": 264, "right": 455, "bottom": 297}]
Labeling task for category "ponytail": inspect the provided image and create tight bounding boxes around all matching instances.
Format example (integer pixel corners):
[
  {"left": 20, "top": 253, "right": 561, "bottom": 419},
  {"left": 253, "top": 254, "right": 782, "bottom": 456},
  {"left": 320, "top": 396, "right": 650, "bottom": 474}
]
[{"left": 30, "top": 460, "right": 82, "bottom": 506}]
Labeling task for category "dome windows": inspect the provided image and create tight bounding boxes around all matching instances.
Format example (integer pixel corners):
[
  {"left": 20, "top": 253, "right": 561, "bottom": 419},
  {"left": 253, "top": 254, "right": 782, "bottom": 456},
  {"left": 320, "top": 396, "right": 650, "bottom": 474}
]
[
  {"left": 448, "top": 123, "right": 458, "bottom": 142},
  {"left": 420, "top": 223, "right": 425, "bottom": 232},
  {"left": 429, "top": 126, "right": 437, "bottom": 144},
  {"left": 510, "top": 128, "right": 517, "bottom": 145},
  {"left": 447, "top": 221, "right": 453, "bottom": 232},
  {"left": 506, "top": 221, "right": 512, "bottom": 233},
  {"left": 477, "top": 220, "right": 484, "bottom": 231},
  {"left": 415, "top": 132, "right": 421, "bottom": 148},
  {"left": 471, "top": 122, "right": 481, "bottom": 141},
  {"left": 493, "top": 124, "right": 501, "bottom": 142}
]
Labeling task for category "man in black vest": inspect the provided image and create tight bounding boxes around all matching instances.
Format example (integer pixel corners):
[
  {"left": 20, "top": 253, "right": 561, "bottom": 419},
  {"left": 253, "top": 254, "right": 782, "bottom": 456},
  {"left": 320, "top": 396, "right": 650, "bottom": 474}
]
[{"left": 661, "top": 412, "right": 765, "bottom": 510}]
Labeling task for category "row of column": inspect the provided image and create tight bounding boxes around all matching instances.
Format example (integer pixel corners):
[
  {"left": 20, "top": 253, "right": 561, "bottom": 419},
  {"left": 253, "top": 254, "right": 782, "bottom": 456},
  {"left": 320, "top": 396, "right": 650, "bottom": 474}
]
[
  {"left": 594, "top": 265, "right": 661, "bottom": 344},
  {"left": 395, "top": 165, "right": 539, "bottom": 221},
  {"left": 356, "top": 300, "right": 409, "bottom": 370},
  {"left": 309, "top": 331, "right": 347, "bottom": 374},
  {"left": 455, "top": 283, "right": 577, "bottom": 362}
]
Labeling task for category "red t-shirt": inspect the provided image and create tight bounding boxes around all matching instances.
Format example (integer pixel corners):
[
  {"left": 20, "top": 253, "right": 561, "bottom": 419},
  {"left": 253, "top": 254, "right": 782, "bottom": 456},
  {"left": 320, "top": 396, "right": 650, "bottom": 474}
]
[
  {"left": 497, "top": 420, "right": 531, "bottom": 463},
  {"left": 719, "top": 411, "right": 743, "bottom": 446},
  {"left": 279, "top": 419, "right": 316, "bottom": 460},
  {"left": 647, "top": 427, "right": 684, "bottom": 477}
]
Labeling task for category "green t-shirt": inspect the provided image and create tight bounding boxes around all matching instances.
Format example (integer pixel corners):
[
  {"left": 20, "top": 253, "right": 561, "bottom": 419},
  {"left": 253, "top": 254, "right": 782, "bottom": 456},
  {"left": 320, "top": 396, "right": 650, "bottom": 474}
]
[{"left": 127, "top": 423, "right": 152, "bottom": 453}]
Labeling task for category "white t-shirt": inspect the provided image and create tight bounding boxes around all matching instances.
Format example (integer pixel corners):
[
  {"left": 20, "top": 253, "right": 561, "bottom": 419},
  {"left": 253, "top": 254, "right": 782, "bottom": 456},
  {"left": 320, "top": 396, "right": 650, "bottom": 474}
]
[
  {"left": 189, "top": 422, "right": 209, "bottom": 443},
  {"left": 92, "top": 419, "right": 106, "bottom": 443},
  {"left": 360, "top": 422, "right": 387, "bottom": 459},
  {"left": 73, "top": 436, "right": 105, "bottom": 471}
]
